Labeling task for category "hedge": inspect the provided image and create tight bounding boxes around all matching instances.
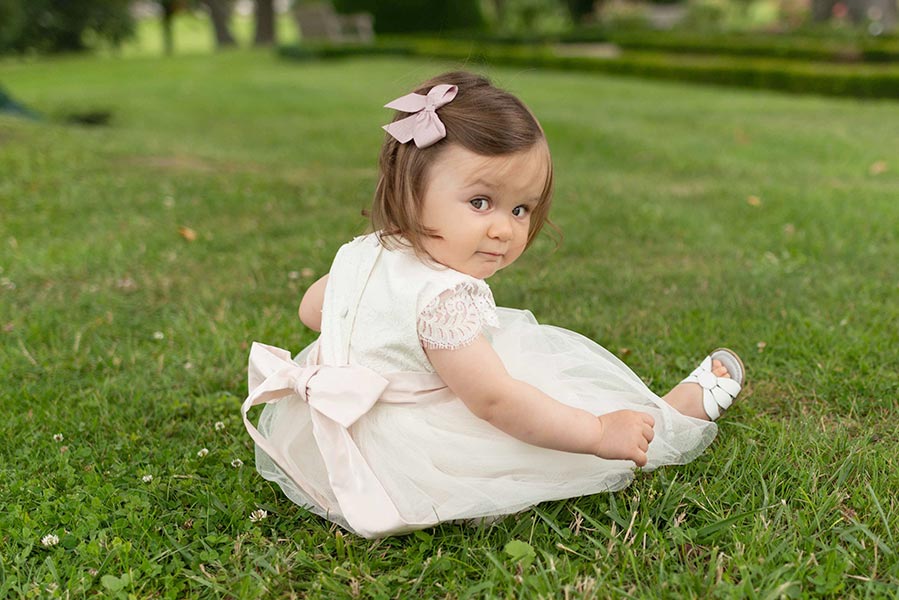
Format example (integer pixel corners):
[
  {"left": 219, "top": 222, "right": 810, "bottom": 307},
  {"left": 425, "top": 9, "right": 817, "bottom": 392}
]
[
  {"left": 278, "top": 39, "right": 899, "bottom": 99},
  {"left": 436, "top": 28, "right": 899, "bottom": 63},
  {"left": 605, "top": 31, "right": 899, "bottom": 64},
  {"left": 0, "top": 0, "right": 134, "bottom": 54}
]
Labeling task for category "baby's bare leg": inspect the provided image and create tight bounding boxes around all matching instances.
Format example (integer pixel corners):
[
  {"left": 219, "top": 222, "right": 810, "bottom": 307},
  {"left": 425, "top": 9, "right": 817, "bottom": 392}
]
[{"left": 662, "top": 360, "right": 731, "bottom": 421}]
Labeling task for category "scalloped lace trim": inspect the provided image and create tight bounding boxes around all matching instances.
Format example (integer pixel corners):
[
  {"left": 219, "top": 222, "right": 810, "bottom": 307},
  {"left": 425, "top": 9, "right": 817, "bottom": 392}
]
[{"left": 418, "top": 282, "right": 499, "bottom": 350}]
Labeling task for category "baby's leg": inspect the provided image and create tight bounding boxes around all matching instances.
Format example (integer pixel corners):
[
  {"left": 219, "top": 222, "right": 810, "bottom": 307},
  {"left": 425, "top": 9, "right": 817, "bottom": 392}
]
[{"left": 662, "top": 360, "right": 731, "bottom": 421}]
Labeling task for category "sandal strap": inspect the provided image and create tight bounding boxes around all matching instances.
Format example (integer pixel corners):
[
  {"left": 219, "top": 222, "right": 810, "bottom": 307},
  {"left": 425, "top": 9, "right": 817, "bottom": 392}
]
[{"left": 681, "top": 355, "right": 742, "bottom": 421}]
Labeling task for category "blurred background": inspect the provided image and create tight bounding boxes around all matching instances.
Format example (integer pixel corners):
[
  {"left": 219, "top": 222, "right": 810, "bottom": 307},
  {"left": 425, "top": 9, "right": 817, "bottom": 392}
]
[{"left": 1, "top": 0, "right": 897, "bottom": 79}]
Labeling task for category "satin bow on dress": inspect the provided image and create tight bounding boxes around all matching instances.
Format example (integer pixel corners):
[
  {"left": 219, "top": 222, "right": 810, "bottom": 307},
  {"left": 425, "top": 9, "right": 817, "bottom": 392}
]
[{"left": 242, "top": 342, "right": 454, "bottom": 538}]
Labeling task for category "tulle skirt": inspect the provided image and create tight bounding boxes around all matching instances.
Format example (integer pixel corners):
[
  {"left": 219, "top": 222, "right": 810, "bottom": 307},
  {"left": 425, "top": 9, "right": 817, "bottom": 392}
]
[{"left": 253, "top": 308, "right": 717, "bottom": 536}]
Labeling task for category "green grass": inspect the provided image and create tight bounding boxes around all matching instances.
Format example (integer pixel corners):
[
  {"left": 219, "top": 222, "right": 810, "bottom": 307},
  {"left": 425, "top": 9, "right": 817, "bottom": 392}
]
[{"left": 2, "top": 49, "right": 898, "bottom": 598}]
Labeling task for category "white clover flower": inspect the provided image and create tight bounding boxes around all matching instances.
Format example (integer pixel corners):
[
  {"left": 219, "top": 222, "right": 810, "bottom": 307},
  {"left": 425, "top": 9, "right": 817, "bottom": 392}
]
[
  {"left": 231, "top": 459, "right": 243, "bottom": 468},
  {"left": 183, "top": 362, "right": 193, "bottom": 370},
  {"left": 142, "top": 474, "right": 153, "bottom": 483},
  {"left": 152, "top": 331, "right": 165, "bottom": 340},
  {"left": 197, "top": 448, "right": 209, "bottom": 458},
  {"left": 53, "top": 433, "right": 64, "bottom": 442},
  {"left": 41, "top": 534, "right": 59, "bottom": 547},
  {"left": 249, "top": 509, "right": 267, "bottom": 523},
  {"left": 115, "top": 276, "right": 137, "bottom": 291},
  {"left": 214, "top": 421, "right": 225, "bottom": 431},
  {"left": 287, "top": 271, "right": 300, "bottom": 280}
]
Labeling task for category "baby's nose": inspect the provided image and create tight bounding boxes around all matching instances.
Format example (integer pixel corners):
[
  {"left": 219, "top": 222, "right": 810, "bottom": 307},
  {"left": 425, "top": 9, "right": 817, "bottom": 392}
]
[{"left": 488, "top": 216, "right": 513, "bottom": 240}]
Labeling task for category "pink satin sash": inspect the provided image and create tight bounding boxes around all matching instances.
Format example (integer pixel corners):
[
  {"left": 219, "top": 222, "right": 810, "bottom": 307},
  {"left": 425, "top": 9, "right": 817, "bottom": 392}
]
[{"left": 243, "top": 342, "right": 454, "bottom": 538}]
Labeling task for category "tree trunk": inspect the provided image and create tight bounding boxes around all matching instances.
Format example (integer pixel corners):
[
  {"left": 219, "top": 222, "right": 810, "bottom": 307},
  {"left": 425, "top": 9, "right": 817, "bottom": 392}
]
[
  {"left": 162, "top": 14, "right": 173, "bottom": 55},
  {"left": 202, "top": 0, "right": 237, "bottom": 48},
  {"left": 254, "top": 0, "right": 276, "bottom": 46},
  {"left": 158, "top": 0, "right": 186, "bottom": 55},
  {"left": 490, "top": 0, "right": 507, "bottom": 25},
  {"left": 846, "top": 0, "right": 868, "bottom": 22},
  {"left": 161, "top": 7, "right": 175, "bottom": 55}
]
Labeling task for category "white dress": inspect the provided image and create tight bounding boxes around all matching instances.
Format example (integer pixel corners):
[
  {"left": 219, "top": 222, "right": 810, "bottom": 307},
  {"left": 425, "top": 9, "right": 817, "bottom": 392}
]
[{"left": 244, "top": 233, "right": 716, "bottom": 538}]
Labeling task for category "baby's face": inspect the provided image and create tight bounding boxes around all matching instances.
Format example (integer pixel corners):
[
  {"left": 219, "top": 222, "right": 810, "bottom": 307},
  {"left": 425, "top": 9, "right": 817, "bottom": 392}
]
[{"left": 419, "top": 142, "right": 549, "bottom": 280}]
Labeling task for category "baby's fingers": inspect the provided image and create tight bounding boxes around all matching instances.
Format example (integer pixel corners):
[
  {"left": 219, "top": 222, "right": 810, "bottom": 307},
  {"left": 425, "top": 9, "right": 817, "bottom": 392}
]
[
  {"left": 632, "top": 449, "right": 648, "bottom": 467},
  {"left": 640, "top": 412, "right": 655, "bottom": 428}
]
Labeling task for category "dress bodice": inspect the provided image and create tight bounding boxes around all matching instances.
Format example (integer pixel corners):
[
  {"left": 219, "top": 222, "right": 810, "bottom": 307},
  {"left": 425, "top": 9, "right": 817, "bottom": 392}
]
[{"left": 318, "top": 233, "right": 496, "bottom": 374}]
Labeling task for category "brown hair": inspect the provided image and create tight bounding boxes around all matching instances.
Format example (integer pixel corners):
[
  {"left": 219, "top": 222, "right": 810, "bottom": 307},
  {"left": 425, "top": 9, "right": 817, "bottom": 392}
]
[{"left": 370, "top": 71, "right": 554, "bottom": 256}]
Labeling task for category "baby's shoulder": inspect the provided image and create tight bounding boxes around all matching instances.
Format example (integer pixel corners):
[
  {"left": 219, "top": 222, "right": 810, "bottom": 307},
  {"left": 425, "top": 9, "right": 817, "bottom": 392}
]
[
  {"left": 330, "top": 232, "right": 494, "bottom": 309},
  {"left": 332, "top": 232, "right": 380, "bottom": 262}
]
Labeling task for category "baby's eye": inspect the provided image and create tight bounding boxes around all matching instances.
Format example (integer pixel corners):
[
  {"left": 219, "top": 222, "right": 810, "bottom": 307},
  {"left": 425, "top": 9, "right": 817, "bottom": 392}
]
[
  {"left": 469, "top": 198, "right": 489, "bottom": 211},
  {"left": 512, "top": 205, "right": 530, "bottom": 217}
]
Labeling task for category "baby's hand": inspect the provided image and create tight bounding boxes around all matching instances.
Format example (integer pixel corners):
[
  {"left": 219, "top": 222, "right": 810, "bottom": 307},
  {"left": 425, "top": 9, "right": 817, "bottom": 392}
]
[{"left": 595, "top": 410, "right": 656, "bottom": 467}]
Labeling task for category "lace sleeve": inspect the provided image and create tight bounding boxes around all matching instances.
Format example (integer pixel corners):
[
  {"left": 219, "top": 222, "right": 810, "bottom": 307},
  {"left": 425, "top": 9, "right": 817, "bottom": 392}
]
[{"left": 418, "top": 282, "right": 499, "bottom": 350}]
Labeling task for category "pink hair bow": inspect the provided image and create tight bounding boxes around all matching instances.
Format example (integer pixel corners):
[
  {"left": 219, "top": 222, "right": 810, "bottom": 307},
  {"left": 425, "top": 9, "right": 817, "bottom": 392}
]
[{"left": 382, "top": 84, "right": 458, "bottom": 148}]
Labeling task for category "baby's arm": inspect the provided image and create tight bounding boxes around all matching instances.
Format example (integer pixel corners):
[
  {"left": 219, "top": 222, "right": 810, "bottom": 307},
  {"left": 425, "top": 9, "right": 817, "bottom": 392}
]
[
  {"left": 426, "top": 336, "right": 656, "bottom": 466},
  {"left": 298, "top": 274, "right": 329, "bottom": 332}
]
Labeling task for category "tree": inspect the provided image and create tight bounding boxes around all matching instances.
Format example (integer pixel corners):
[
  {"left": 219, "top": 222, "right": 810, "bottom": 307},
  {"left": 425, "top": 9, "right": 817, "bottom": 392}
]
[
  {"left": 334, "top": 0, "right": 485, "bottom": 33},
  {"left": 200, "top": 0, "right": 237, "bottom": 48},
  {"left": 157, "top": 0, "right": 187, "bottom": 55},
  {"left": 0, "top": 1, "right": 26, "bottom": 51},
  {"left": 564, "top": 0, "right": 596, "bottom": 23},
  {"left": 0, "top": 0, "right": 134, "bottom": 54},
  {"left": 254, "top": 0, "right": 277, "bottom": 46}
]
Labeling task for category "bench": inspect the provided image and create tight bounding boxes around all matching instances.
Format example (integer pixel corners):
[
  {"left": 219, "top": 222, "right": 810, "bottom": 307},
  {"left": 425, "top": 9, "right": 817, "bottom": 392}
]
[{"left": 294, "top": 3, "right": 374, "bottom": 44}]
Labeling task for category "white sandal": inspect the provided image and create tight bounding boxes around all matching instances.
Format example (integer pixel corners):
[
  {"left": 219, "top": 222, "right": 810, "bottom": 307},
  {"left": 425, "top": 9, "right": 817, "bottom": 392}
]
[{"left": 680, "top": 348, "right": 745, "bottom": 420}]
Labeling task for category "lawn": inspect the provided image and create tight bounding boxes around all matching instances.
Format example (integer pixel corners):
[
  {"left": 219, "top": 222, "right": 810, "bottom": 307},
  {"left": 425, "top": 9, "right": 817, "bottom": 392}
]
[{"left": 1, "top": 48, "right": 898, "bottom": 598}]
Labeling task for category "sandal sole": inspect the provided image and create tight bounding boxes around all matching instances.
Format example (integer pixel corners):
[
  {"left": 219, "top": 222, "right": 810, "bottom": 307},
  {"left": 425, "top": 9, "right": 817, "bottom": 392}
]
[{"left": 710, "top": 347, "right": 745, "bottom": 387}]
